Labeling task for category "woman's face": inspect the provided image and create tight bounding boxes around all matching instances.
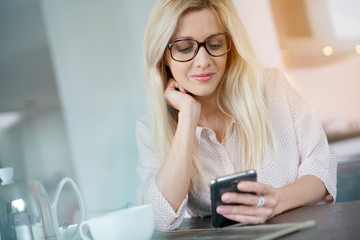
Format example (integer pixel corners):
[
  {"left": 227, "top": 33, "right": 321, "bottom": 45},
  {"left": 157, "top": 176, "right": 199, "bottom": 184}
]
[{"left": 165, "top": 9, "right": 228, "bottom": 100}]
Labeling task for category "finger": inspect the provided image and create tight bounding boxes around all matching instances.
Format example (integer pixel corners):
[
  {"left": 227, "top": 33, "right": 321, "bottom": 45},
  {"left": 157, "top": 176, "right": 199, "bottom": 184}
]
[
  {"left": 166, "top": 78, "right": 188, "bottom": 93},
  {"left": 164, "top": 79, "right": 194, "bottom": 112},
  {"left": 165, "top": 80, "right": 184, "bottom": 97},
  {"left": 217, "top": 204, "right": 272, "bottom": 217},
  {"left": 221, "top": 192, "right": 260, "bottom": 206},
  {"left": 178, "top": 85, "right": 187, "bottom": 93},
  {"left": 165, "top": 78, "right": 177, "bottom": 90},
  {"left": 222, "top": 214, "right": 267, "bottom": 225},
  {"left": 237, "top": 181, "right": 273, "bottom": 196}
]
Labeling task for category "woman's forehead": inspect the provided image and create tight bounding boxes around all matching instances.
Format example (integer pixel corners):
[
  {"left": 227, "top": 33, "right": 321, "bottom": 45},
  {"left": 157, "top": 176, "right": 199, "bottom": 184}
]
[{"left": 173, "top": 8, "right": 224, "bottom": 41}]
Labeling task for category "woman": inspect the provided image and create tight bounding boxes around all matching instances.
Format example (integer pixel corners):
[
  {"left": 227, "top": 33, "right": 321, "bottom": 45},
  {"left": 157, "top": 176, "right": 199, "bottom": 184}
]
[{"left": 136, "top": 0, "right": 337, "bottom": 231}]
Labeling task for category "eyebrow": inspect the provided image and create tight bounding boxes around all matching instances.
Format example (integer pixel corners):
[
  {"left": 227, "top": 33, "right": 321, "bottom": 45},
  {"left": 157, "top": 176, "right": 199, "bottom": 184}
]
[
  {"left": 173, "top": 32, "right": 222, "bottom": 42},
  {"left": 174, "top": 36, "right": 194, "bottom": 41}
]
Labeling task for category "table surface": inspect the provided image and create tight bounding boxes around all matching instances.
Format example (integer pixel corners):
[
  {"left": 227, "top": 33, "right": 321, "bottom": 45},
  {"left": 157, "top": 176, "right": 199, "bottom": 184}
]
[{"left": 155, "top": 200, "right": 360, "bottom": 240}]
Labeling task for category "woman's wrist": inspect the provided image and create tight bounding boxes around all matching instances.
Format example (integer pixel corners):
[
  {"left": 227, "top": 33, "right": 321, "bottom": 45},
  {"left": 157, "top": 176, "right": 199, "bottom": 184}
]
[
  {"left": 178, "top": 101, "right": 201, "bottom": 128},
  {"left": 273, "top": 187, "right": 286, "bottom": 216}
]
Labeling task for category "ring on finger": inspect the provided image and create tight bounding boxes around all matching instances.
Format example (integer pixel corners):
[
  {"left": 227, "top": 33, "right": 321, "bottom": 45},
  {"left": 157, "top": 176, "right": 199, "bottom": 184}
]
[{"left": 256, "top": 194, "right": 265, "bottom": 208}]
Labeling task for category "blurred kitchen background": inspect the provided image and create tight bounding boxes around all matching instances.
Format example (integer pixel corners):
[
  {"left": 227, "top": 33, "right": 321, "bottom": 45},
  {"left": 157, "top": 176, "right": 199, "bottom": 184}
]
[{"left": 0, "top": 0, "right": 359, "bottom": 226}]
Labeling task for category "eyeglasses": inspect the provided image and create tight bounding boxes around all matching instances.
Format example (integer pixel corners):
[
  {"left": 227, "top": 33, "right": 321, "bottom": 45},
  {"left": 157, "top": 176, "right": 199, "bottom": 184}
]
[{"left": 167, "top": 33, "right": 231, "bottom": 62}]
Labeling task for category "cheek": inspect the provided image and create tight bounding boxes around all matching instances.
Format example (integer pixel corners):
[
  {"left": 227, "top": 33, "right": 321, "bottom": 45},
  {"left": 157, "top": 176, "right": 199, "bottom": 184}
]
[
  {"left": 168, "top": 63, "right": 189, "bottom": 81},
  {"left": 217, "top": 58, "right": 227, "bottom": 76}
]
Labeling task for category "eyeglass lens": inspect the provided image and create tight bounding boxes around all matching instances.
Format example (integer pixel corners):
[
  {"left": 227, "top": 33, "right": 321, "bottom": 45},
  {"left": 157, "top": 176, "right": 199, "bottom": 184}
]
[{"left": 170, "top": 34, "right": 230, "bottom": 62}]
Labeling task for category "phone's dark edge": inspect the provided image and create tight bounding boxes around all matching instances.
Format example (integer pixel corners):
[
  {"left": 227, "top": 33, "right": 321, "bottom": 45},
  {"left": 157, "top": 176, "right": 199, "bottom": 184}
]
[{"left": 216, "top": 169, "right": 256, "bottom": 182}]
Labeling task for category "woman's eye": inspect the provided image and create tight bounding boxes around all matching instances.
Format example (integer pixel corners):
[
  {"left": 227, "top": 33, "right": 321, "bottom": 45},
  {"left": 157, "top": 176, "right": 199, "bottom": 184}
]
[
  {"left": 177, "top": 47, "right": 193, "bottom": 53},
  {"left": 173, "top": 41, "right": 195, "bottom": 54},
  {"left": 208, "top": 43, "right": 223, "bottom": 50}
]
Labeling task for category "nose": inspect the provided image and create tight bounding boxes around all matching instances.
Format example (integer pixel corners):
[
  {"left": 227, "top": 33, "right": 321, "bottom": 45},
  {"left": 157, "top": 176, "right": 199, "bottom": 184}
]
[{"left": 193, "top": 46, "right": 211, "bottom": 68}]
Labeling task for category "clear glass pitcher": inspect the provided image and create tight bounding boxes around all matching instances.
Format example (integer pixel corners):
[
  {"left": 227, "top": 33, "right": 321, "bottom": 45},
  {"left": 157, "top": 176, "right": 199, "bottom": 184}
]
[{"left": 0, "top": 167, "right": 85, "bottom": 240}]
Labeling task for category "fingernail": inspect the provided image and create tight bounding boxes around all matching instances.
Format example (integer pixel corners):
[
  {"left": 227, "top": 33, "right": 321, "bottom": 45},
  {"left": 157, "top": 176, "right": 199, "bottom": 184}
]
[
  {"left": 217, "top": 206, "right": 224, "bottom": 214},
  {"left": 238, "top": 182, "right": 247, "bottom": 189},
  {"left": 222, "top": 194, "right": 230, "bottom": 202}
]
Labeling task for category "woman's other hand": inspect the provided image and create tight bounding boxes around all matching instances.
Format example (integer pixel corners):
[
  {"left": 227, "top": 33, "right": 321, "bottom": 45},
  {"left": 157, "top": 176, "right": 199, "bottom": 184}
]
[
  {"left": 164, "top": 78, "right": 201, "bottom": 124},
  {"left": 156, "top": 78, "right": 202, "bottom": 211},
  {"left": 216, "top": 181, "right": 283, "bottom": 224}
]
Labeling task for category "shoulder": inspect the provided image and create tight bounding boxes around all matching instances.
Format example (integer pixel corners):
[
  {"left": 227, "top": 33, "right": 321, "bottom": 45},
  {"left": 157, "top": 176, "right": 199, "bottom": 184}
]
[
  {"left": 262, "top": 67, "right": 288, "bottom": 89},
  {"left": 136, "top": 115, "right": 151, "bottom": 137},
  {"left": 136, "top": 115, "right": 150, "bottom": 128},
  {"left": 262, "top": 68, "right": 314, "bottom": 118},
  {"left": 261, "top": 68, "right": 289, "bottom": 101},
  {"left": 261, "top": 67, "right": 310, "bottom": 116},
  {"left": 262, "top": 67, "right": 301, "bottom": 99}
]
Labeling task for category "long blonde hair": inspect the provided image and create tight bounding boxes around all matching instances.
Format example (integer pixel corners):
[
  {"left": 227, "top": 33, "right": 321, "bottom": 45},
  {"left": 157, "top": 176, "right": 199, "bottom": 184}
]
[{"left": 143, "top": 0, "right": 275, "bottom": 190}]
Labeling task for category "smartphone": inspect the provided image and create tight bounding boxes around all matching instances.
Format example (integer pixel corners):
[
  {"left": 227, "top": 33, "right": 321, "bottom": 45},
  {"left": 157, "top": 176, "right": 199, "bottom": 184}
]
[{"left": 210, "top": 169, "right": 257, "bottom": 228}]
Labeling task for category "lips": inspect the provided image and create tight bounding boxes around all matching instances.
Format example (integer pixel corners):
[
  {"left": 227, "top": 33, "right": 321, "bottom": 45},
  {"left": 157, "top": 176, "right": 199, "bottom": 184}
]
[{"left": 191, "top": 72, "right": 215, "bottom": 82}]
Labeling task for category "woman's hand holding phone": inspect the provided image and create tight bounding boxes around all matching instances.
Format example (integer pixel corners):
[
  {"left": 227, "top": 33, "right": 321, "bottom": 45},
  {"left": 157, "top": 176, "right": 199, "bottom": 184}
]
[{"left": 216, "top": 180, "right": 282, "bottom": 225}]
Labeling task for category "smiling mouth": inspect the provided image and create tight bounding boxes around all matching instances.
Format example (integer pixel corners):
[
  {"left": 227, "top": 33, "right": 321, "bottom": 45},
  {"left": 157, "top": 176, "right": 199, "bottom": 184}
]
[{"left": 191, "top": 73, "right": 215, "bottom": 82}]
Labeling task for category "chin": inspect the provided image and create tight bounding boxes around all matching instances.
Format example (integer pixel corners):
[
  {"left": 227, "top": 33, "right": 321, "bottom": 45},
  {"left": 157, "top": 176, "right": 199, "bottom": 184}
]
[{"left": 189, "top": 89, "right": 217, "bottom": 98}]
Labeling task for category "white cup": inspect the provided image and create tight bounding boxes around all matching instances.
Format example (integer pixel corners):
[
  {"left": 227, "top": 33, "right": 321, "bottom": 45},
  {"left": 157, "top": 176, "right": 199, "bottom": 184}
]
[{"left": 79, "top": 204, "right": 154, "bottom": 240}]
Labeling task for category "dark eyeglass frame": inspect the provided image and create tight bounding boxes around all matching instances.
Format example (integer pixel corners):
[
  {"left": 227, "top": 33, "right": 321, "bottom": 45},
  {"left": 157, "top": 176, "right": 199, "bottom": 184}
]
[{"left": 167, "top": 33, "right": 231, "bottom": 62}]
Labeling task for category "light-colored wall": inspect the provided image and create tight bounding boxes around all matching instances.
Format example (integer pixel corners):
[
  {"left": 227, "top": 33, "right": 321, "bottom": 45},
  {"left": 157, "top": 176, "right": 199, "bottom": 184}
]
[
  {"left": 287, "top": 55, "right": 360, "bottom": 125},
  {"left": 0, "top": 0, "right": 74, "bottom": 184},
  {"left": 40, "top": 0, "right": 156, "bottom": 216},
  {"left": 233, "top": 0, "right": 284, "bottom": 70},
  {"left": 21, "top": 108, "right": 75, "bottom": 182},
  {"left": 290, "top": 0, "right": 360, "bottom": 133}
]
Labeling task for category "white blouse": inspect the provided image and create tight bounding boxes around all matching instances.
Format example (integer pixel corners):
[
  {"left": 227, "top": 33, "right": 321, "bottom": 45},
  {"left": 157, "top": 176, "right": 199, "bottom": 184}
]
[{"left": 135, "top": 68, "right": 337, "bottom": 231}]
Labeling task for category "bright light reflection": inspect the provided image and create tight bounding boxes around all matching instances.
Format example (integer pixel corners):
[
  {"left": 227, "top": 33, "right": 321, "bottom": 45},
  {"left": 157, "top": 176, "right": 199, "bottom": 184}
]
[
  {"left": 11, "top": 199, "right": 25, "bottom": 212},
  {"left": 322, "top": 46, "right": 334, "bottom": 56},
  {"left": 355, "top": 44, "right": 360, "bottom": 54}
]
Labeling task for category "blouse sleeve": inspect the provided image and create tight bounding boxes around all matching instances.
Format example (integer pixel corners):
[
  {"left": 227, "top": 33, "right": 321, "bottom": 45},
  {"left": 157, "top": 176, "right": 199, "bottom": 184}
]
[
  {"left": 278, "top": 70, "right": 338, "bottom": 203},
  {"left": 135, "top": 116, "right": 188, "bottom": 231}
]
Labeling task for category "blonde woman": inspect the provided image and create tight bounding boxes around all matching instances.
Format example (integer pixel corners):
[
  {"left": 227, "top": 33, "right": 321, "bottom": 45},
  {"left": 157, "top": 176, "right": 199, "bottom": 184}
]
[{"left": 136, "top": 0, "right": 337, "bottom": 231}]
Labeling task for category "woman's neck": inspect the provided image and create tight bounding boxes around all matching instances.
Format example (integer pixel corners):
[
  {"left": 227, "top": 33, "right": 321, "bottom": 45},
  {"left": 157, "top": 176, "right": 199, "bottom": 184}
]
[
  {"left": 195, "top": 92, "right": 219, "bottom": 122},
  {"left": 196, "top": 94, "right": 227, "bottom": 142}
]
